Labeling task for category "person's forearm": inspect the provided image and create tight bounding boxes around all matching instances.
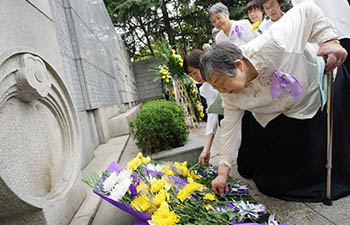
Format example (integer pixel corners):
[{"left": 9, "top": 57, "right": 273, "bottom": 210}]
[
  {"left": 218, "top": 163, "right": 231, "bottom": 177},
  {"left": 203, "top": 133, "right": 215, "bottom": 152}
]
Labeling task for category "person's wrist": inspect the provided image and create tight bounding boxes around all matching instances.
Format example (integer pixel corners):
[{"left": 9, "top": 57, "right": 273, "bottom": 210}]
[{"left": 324, "top": 39, "right": 340, "bottom": 44}]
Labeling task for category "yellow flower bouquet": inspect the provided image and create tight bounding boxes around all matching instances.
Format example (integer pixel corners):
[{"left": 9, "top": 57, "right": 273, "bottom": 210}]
[{"left": 83, "top": 153, "right": 288, "bottom": 225}]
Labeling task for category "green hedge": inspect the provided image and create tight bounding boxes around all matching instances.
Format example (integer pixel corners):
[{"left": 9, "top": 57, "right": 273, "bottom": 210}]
[{"left": 129, "top": 100, "right": 189, "bottom": 154}]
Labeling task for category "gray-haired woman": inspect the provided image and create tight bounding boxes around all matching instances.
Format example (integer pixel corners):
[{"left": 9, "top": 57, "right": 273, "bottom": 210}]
[
  {"left": 209, "top": 2, "right": 256, "bottom": 45},
  {"left": 201, "top": 3, "right": 349, "bottom": 202}
]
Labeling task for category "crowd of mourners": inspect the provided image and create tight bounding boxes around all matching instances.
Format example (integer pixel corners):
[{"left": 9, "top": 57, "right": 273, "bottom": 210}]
[{"left": 183, "top": 0, "right": 350, "bottom": 202}]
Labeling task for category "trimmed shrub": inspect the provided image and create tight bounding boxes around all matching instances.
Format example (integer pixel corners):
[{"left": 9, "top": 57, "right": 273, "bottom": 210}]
[{"left": 129, "top": 100, "right": 189, "bottom": 154}]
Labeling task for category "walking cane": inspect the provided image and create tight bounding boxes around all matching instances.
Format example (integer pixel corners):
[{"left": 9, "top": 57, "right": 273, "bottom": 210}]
[{"left": 323, "top": 69, "right": 334, "bottom": 206}]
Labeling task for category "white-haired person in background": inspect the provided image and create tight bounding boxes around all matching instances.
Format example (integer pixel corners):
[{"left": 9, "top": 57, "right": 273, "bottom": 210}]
[
  {"left": 209, "top": 2, "right": 256, "bottom": 45},
  {"left": 200, "top": 2, "right": 348, "bottom": 202},
  {"left": 202, "top": 43, "right": 211, "bottom": 51}
]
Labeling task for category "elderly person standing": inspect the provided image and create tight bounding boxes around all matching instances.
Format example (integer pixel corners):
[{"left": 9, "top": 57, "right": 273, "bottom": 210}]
[
  {"left": 200, "top": 2, "right": 349, "bottom": 202},
  {"left": 293, "top": 0, "right": 350, "bottom": 193},
  {"left": 209, "top": 2, "right": 256, "bottom": 45}
]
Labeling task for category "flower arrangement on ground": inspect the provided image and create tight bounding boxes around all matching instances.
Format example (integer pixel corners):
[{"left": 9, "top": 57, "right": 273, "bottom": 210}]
[{"left": 83, "top": 153, "right": 289, "bottom": 225}]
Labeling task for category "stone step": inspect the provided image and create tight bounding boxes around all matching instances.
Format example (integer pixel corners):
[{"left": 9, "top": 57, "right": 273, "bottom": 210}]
[
  {"left": 108, "top": 104, "right": 141, "bottom": 138},
  {"left": 69, "top": 135, "right": 130, "bottom": 225}
]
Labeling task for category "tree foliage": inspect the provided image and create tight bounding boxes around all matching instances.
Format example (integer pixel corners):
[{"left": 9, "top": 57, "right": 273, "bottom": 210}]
[{"left": 104, "top": 0, "right": 249, "bottom": 60}]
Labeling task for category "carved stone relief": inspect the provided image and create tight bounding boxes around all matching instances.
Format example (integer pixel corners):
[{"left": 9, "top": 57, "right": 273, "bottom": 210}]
[{"left": 0, "top": 53, "right": 81, "bottom": 222}]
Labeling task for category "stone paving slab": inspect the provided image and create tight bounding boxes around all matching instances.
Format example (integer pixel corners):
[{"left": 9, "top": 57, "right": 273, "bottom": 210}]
[{"left": 70, "top": 135, "right": 130, "bottom": 225}]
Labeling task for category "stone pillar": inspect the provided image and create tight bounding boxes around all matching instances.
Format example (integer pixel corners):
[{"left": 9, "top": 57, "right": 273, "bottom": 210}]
[{"left": 0, "top": 53, "right": 83, "bottom": 224}]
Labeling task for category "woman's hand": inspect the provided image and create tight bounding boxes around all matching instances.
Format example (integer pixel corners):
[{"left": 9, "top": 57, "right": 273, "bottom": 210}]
[
  {"left": 211, "top": 164, "right": 230, "bottom": 195},
  {"left": 212, "top": 174, "right": 229, "bottom": 195},
  {"left": 198, "top": 149, "right": 211, "bottom": 166},
  {"left": 318, "top": 40, "right": 348, "bottom": 73}
]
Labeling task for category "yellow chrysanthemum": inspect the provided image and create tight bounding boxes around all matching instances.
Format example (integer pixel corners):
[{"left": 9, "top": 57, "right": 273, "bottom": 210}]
[
  {"left": 162, "top": 168, "right": 175, "bottom": 176},
  {"left": 177, "top": 188, "right": 190, "bottom": 202},
  {"left": 174, "top": 161, "right": 189, "bottom": 177},
  {"left": 154, "top": 189, "right": 169, "bottom": 205},
  {"left": 137, "top": 152, "right": 143, "bottom": 158},
  {"left": 165, "top": 78, "right": 170, "bottom": 83},
  {"left": 252, "top": 21, "right": 260, "bottom": 31},
  {"left": 151, "top": 202, "right": 180, "bottom": 225},
  {"left": 177, "top": 181, "right": 204, "bottom": 202},
  {"left": 162, "top": 75, "right": 166, "bottom": 79},
  {"left": 204, "top": 193, "right": 216, "bottom": 201},
  {"left": 187, "top": 177, "right": 194, "bottom": 183},
  {"left": 151, "top": 179, "right": 165, "bottom": 193},
  {"left": 126, "top": 157, "right": 142, "bottom": 170},
  {"left": 186, "top": 182, "right": 203, "bottom": 193},
  {"left": 137, "top": 181, "right": 149, "bottom": 193},
  {"left": 188, "top": 170, "right": 200, "bottom": 180},
  {"left": 142, "top": 156, "right": 151, "bottom": 164},
  {"left": 172, "top": 49, "right": 176, "bottom": 57},
  {"left": 200, "top": 112, "right": 205, "bottom": 118},
  {"left": 172, "top": 90, "right": 175, "bottom": 95},
  {"left": 131, "top": 194, "right": 150, "bottom": 212}
]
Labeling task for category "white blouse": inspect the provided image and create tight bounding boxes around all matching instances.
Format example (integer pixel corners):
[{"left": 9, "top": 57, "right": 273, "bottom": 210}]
[
  {"left": 218, "top": 2, "right": 338, "bottom": 168},
  {"left": 292, "top": 0, "right": 350, "bottom": 39},
  {"left": 200, "top": 82, "right": 219, "bottom": 135},
  {"left": 215, "top": 19, "right": 257, "bottom": 46}
]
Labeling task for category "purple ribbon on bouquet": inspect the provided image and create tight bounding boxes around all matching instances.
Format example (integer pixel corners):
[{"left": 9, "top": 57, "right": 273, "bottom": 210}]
[
  {"left": 270, "top": 71, "right": 304, "bottom": 101},
  {"left": 229, "top": 25, "right": 244, "bottom": 41}
]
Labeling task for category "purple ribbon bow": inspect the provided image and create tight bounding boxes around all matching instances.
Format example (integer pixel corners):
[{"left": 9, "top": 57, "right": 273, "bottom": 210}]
[
  {"left": 229, "top": 25, "right": 244, "bottom": 41},
  {"left": 270, "top": 71, "right": 304, "bottom": 101}
]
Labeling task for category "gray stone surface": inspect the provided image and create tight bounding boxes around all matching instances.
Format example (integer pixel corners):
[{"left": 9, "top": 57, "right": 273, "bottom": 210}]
[
  {"left": 0, "top": 0, "right": 140, "bottom": 224},
  {"left": 151, "top": 125, "right": 206, "bottom": 165},
  {"left": 78, "top": 111, "right": 100, "bottom": 169},
  {"left": 93, "top": 105, "right": 120, "bottom": 144},
  {"left": 133, "top": 59, "right": 163, "bottom": 103},
  {"left": 108, "top": 104, "right": 141, "bottom": 137},
  {"left": 71, "top": 135, "right": 129, "bottom": 225},
  {"left": 0, "top": 53, "right": 82, "bottom": 225}
]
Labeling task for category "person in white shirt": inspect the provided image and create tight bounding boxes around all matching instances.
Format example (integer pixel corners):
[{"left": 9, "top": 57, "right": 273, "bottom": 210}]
[
  {"left": 292, "top": 0, "right": 350, "bottom": 192},
  {"left": 208, "top": 2, "right": 256, "bottom": 45},
  {"left": 199, "top": 2, "right": 348, "bottom": 201},
  {"left": 183, "top": 49, "right": 221, "bottom": 166},
  {"left": 245, "top": 0, "right": 267, "bottom": 34},
  {"left": 259, "top": 0, "right": 285, "bottom": 31}
]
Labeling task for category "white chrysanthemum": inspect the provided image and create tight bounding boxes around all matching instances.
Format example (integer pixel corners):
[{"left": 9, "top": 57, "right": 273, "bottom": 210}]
[
  {"left": 109, "top": 177, "right": 132, "bottom": 201},
  {"left": 147, "top": 163, "right": 164, "bottom": 172},
  {"left": 115, "top": 169, "right": 132, "bottom": 183},
  {"left": 103, "top": 172, "right": 118, "bottom": 191}
]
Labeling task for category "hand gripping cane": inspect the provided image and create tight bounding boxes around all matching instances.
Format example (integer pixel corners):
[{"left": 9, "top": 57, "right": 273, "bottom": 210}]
[{"left": 323, "top": 69, "right": 334, "bottom": 206}]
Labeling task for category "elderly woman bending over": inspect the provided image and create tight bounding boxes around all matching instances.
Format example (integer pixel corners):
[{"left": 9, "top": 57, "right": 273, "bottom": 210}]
[{"left": 200, "top": 2, "right": 348, "bottom": 202}]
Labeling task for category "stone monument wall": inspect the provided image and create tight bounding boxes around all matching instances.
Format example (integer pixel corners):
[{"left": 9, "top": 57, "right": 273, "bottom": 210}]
[
  {"left": 0, "top": 0, "right": 138, "bottom": 224},
  {"left": 133, "top": 59, "right": 164, "bottom": 102}
]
